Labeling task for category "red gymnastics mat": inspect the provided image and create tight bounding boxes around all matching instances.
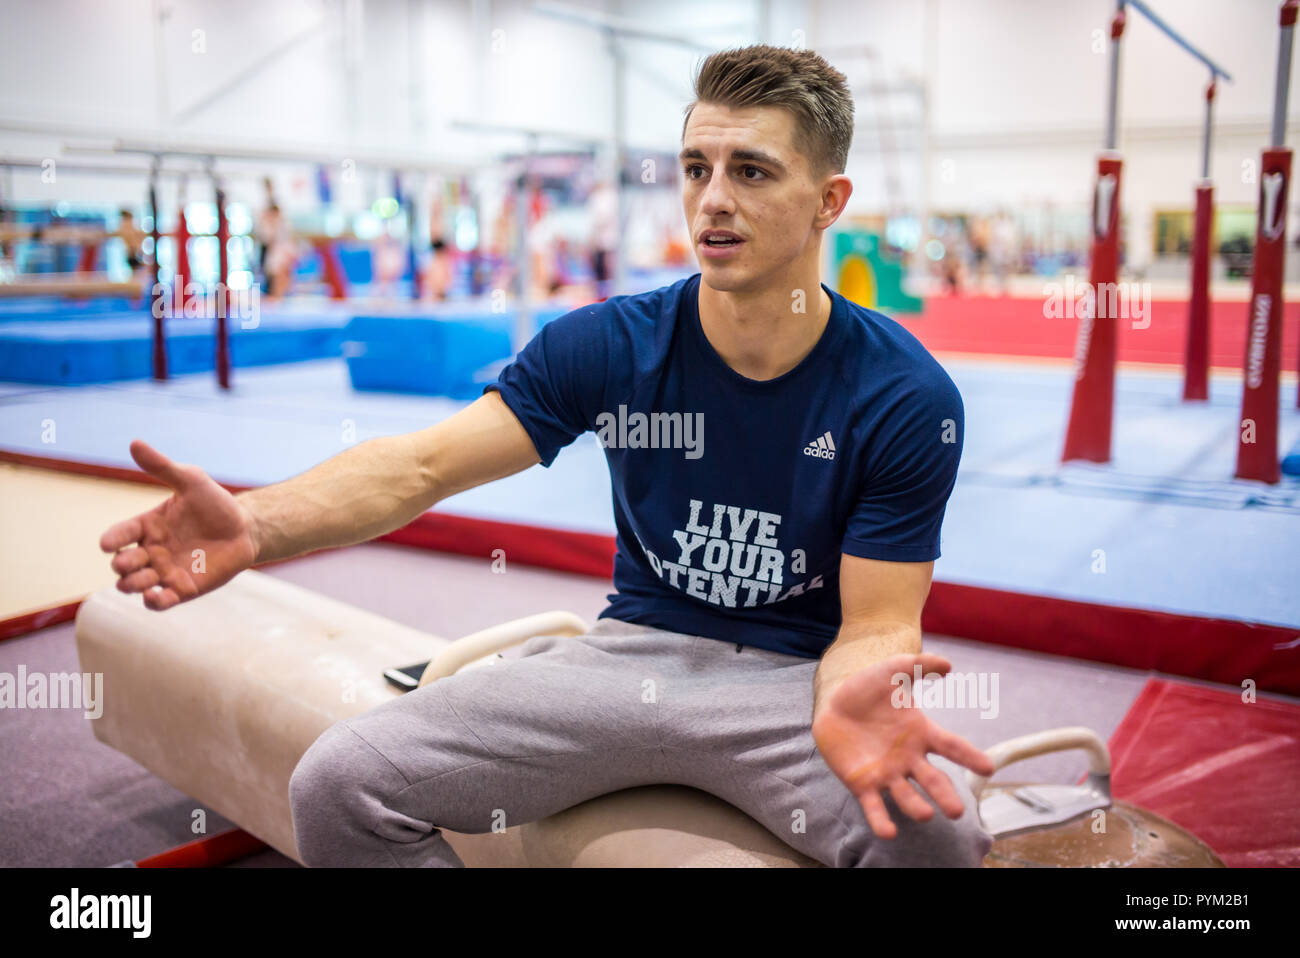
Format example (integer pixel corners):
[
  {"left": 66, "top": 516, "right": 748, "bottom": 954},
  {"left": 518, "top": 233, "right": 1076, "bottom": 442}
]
[
  {"left": 1106, "top": 678, "right": 1300, "bottom": 867},
  {"left": 896, "top": 295, "right": 1300, "bottom": 368}
]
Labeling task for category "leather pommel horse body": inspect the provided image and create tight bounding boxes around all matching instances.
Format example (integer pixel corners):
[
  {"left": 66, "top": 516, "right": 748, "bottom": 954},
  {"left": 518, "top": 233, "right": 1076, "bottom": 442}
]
[{"left": 74, "top": 570, "right": 821, "bottom": 867}]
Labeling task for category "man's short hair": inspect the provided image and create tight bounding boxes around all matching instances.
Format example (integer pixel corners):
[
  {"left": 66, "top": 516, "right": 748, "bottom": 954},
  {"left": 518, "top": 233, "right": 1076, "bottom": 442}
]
[{"left": 683, "top": 44, "right": 855, "bottom": 178}]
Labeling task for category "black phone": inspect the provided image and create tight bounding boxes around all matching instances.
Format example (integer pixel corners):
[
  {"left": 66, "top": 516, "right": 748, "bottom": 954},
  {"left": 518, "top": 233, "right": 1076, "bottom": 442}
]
[{"left": 383, "top": 661, "right": 429, "bottom": 692}]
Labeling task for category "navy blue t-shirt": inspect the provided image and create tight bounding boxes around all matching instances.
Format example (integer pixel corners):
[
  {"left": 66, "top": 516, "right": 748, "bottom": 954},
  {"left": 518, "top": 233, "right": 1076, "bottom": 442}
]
[{"left": 484, "top": 272, "right": 963, "bottom": 658}]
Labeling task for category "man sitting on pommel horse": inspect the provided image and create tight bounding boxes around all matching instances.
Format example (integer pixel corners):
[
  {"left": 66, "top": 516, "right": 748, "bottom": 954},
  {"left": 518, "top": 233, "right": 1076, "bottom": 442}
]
[{"left": 99, "top": 44, "right": 997, "bottom": 868}]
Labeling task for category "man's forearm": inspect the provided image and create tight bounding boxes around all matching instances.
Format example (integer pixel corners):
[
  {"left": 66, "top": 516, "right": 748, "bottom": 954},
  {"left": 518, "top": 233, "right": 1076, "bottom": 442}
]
[
  {"left": 813, "top": 622, "right": 922, "bottom": 723},
  {"left": 238, "top": 432, "right": 438, "bottom": 564}
]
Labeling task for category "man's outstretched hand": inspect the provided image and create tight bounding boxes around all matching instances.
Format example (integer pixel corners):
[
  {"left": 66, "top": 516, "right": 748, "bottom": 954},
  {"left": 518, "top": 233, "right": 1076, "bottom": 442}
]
[
  {"left": 98, "top": 440, "right": 258, "bottom": 611},
  {"left": 811, "top": 652, "right": 995, "bottom": 840}
]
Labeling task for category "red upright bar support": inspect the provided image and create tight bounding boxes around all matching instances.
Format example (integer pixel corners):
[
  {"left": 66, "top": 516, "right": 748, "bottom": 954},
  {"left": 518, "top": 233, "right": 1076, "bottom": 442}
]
[
  {"left": 313, "top": 237, "right": 349, "bottom": 299},
  {"left": 1183, "top": 182, "right": 1214, "bottom": 400},
  {"left": 1062, "top": 154, "right": 1123, "bottom": 463},
  {"left": 1238, "top": 0, "right": 1296, "bottom": 471},
  {"left": 1184, "top": 77, "right": 1217, "bottom": 402},
  {"left": 214, "top": 181, "right": 231, "bottom": 391},
  {"left": 1234, "top": 147, "right": 1291, "bottom": 483},
  {"left": 148, "top": 170, "right": 167, "bottom": 381},
  {"left": 1290, "top": 0, "right": 1300, "bottom": 410},
  {"left": 174, "top": 207, "right": 191, "bottom": 291}
]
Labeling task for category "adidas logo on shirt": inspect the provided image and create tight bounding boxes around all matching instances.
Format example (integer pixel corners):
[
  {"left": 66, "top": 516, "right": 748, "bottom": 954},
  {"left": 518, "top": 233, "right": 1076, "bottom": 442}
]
[{"left": 803, "top": 431, "right": 836, "bottom": 460}]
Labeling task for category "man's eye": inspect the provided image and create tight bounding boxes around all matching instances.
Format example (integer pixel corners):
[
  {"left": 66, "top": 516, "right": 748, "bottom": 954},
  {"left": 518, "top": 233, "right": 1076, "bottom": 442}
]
[
  {"left": 684, "top": 165, "right": 705, "bottom": 179},
  {"left": 741, "top": 166, "right": 766, "bottom": 180}
]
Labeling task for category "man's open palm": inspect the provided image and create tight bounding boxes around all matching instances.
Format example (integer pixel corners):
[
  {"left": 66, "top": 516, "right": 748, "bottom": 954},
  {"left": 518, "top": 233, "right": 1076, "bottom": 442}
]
[
  {"left": 99, "top": 440, "right": 257, "bottom": 611},
  {"left": 812, "top": 652, "right": 995, "bottom": 840}
]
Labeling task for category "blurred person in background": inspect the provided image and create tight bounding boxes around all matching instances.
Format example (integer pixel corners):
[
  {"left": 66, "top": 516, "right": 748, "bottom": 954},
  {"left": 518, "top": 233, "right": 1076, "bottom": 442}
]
[
  {"left": 372, "top": 227, "right": 406, "bottom": 299},
  {"left": 488, "top": 192, "right": 517, "bottom": 294},
  {"left": 527, "top": 210, "right": 561, "bottom": 297},
  {"left": 260, "top": 204, "right": 296, "bottom": 301},
  {"left": 424, "top": 233, "right": 453, "bottom": 302},
  {"left": 940, "top": 231, "right": 965, "bottom": 296},
  {"left": 551, "top": 235, "right": 575, "bottom": 296},
  {"left": 0, "top": 205, "right": 16, "bottom": 282},
  {"left": 587, "top": 177, "right": 618, "bottom": 300},
  {"left": 989, "top": 210, "right": 1017, "bottom": 295},
  {"left": 423, "top": 194, "right": 453, "bottom": 302},
  {"left": 967, "top": 215, "right": 990, "bottom": 292},
  {"left": 254, "top": 177, "right": 278, "bottom": 292},
  {"left": 114, "top": 209, "right": 147, "bottom": 278}
]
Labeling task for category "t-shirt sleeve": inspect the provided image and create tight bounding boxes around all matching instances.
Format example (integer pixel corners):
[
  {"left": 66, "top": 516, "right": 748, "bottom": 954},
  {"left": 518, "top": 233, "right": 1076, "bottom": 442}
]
[
  {"left": 841, "top": 367, "right": 964, "bottom": 562},
  {"left": 482, "top": 307, "right": 611, "bottom": 468}
]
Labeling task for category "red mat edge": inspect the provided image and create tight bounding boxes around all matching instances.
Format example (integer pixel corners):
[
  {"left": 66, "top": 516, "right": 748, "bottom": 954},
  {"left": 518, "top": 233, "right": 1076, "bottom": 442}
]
[
  {"left": 3, "top": 447, "right": 1297, "bottom": 696},
  {"left": 0, "top": 599, "right": 81, "bottom": 642},
  {"left": 133, "top": 828, "right": 268, "bottom": 868}
]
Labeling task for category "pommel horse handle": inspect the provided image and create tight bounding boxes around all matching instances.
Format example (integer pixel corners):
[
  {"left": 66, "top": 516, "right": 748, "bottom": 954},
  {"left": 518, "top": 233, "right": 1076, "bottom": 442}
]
[
  {"left": 417, "top": 611, "right": 589, "bottom": 688},
  {"left": 966, "top": 726, "right": 1112, "bottom": 801}
]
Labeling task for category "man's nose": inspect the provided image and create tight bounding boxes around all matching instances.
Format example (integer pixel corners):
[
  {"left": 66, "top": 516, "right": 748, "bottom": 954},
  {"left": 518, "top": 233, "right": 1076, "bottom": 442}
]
[{"left": 698, "top": 168, "right": 735, "bottom": 216}]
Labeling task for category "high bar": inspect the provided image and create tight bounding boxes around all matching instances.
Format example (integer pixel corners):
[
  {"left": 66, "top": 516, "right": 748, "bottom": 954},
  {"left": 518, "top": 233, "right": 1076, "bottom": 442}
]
[{"left": 1123, "top": 0, "right": 1234, "bottom": 82}]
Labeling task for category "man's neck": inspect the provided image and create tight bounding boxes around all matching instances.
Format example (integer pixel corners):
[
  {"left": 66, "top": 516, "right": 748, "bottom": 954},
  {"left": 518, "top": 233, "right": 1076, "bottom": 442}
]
[{"left": 697, "top": 270, "right": 832, "bottom": 382}]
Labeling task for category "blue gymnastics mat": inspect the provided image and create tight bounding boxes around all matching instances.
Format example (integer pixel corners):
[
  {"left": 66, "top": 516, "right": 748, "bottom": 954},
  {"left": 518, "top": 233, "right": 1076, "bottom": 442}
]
[
  {"left": 0, "top": 297, "right": 144, "bottom": 321},
  {"left": 0, "top": 312, "right": 348, "bottom": 384},
  {"left": 343, "top": 304, "right": 568, "bottom": 400}
]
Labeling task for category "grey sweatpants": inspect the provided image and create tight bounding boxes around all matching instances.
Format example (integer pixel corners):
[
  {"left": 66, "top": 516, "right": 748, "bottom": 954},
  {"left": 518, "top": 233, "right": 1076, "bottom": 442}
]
[{"left": 288, "top": 617, "right": 993, "bottom": 867}]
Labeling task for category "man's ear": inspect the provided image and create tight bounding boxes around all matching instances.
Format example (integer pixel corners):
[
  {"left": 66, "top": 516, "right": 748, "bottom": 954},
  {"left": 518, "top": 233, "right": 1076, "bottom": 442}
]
[{"left": 817, "top": 174, "right": 853, "bottom": 230}]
